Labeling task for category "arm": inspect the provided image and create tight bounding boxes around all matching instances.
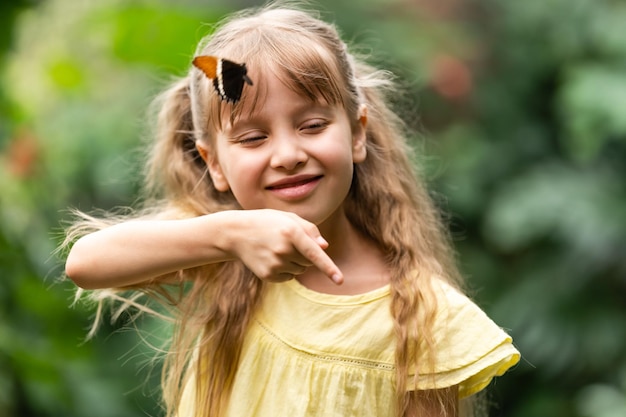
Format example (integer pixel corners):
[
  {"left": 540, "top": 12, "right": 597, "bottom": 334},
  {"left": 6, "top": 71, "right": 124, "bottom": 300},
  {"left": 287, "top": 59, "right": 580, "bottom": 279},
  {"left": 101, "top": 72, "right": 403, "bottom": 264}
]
[{"left": 65, "top": 209, "right": 343, "bottom": 289}]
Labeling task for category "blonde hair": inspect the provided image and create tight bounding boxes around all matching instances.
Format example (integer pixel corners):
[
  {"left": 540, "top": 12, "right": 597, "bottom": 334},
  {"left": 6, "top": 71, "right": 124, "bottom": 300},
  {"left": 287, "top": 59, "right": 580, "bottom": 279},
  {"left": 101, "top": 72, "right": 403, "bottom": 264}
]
[{"left": 65, "top": 3, "right": 467, "bottom": 417}]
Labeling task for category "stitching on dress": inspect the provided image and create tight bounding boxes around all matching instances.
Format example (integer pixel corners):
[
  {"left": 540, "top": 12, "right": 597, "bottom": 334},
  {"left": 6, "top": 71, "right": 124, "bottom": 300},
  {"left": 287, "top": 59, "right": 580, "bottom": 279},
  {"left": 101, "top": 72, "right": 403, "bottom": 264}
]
[{"left": 255, "top": 319, "right": 395, "bottom": 372}]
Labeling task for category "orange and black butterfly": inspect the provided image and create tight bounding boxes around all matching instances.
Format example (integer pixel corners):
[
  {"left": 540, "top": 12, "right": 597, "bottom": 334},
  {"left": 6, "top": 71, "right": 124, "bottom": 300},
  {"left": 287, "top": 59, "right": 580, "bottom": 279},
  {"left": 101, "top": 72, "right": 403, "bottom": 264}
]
[{"left": 192, "top": 56, "right": 253, "bottom": 104}]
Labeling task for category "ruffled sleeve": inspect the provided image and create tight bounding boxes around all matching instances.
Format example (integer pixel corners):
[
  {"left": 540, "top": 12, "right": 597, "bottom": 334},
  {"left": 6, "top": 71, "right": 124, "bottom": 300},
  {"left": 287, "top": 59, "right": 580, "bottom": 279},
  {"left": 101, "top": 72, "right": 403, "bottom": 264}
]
[{"left": 408, "top": 281, "right": 520, "bottom": 398}]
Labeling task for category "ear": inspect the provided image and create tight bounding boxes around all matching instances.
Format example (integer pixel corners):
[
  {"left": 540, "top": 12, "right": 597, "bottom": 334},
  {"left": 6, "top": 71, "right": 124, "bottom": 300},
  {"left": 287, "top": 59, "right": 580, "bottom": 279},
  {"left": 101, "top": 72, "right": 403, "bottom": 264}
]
[
  {"left": 196, "top": 142, "right": 230, "bottom": 192},
  {"left": 352, "top": 104, "right": 367, "bottom": 164}
]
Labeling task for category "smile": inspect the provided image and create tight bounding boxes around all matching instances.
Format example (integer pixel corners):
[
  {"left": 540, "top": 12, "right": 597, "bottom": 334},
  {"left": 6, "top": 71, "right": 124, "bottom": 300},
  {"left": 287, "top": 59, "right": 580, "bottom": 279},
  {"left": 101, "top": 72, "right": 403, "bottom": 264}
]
[{"left": 266, "top": 175, "right": 323, "bottom": 199}]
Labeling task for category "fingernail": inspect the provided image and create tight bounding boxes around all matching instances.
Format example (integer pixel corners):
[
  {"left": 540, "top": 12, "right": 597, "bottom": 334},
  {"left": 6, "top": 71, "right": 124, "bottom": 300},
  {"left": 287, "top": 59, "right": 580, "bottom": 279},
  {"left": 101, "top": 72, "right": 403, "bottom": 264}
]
[
  {"left": 331, "top": 274, "right": 343, "bottom": 285},
  {"left": 316, "top": 236, "right": 328, "bottom": 246}
]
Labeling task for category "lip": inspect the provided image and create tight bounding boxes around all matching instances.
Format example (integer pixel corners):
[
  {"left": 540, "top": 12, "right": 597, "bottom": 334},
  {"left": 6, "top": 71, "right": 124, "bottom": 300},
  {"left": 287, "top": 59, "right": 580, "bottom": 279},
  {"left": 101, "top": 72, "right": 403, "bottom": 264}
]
[
  {"left": 265, "top": 174, "right": 323, "bottom": 199},
  {"left": 266, "top": 174, "right": 322, "bottom": 189}
]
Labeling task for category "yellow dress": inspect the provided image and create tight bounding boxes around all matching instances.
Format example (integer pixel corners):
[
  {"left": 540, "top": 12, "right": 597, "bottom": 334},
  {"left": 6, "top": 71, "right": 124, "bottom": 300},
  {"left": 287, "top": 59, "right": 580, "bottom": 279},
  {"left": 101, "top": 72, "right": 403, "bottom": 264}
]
[{"left": 180, "top": 278, "right": 520, "bottom": 416}]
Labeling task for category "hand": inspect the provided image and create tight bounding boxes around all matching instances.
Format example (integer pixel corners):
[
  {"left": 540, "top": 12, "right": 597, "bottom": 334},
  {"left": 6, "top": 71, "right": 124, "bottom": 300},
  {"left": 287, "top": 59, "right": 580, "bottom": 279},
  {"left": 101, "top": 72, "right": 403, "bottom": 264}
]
[{"left": 220, "top": 209, "right": 343, "bottom": 285}]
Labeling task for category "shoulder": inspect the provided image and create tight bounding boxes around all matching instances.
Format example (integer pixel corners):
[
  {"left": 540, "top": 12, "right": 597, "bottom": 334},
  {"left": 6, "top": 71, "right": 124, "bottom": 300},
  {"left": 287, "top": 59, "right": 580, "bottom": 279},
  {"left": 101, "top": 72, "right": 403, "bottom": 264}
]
[
  {"left": 431, "top": 279, "right": 513, "bottom": 358},
  {"left": 432, "top": 279, "right": 494, "bottom": 330},
  {"left": 412, "top": 278, "right": 521, "bottom": 398}
]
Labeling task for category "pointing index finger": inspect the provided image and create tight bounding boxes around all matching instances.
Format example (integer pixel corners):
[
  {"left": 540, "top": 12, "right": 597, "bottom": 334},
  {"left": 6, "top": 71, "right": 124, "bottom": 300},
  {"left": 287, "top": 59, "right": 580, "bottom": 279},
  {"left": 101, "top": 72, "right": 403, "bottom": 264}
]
[{"left": 294, "top": 233, "right": 343, "bottom": 285}]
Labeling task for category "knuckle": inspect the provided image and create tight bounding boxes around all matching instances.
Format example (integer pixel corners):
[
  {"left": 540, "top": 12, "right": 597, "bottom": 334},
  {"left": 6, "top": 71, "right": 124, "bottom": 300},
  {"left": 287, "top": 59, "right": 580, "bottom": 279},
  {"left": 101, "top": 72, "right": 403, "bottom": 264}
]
[
  {"left": 274, "top": 241, "right": 293, "bottom": 257},
  {"left": 277, "top": 224, "right": 297, "bottom": 240},
  {"left": 301, "top": 245, "right": 321, "bottom": 264}
]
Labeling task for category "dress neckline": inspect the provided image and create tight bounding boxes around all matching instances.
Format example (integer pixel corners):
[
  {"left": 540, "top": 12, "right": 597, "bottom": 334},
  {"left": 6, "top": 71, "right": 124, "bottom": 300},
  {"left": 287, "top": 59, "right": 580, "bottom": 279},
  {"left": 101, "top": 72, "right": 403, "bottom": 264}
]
[{"left": 283, "top": 279, "right": 391, "bottom": 306}]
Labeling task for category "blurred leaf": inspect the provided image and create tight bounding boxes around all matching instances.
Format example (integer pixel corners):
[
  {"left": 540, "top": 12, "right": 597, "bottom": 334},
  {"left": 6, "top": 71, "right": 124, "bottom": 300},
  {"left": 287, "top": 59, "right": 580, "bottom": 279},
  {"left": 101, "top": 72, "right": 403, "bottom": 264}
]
[
  {"left": 47, "top": 57, "right": 86, "bottom": 90},
  {"left": 558, "top": 64, "right": 626, "bottom": 162},
  {"left": 108, "top": 4, "right": 226, "bottom": 72},
  {"left": 587, "top": 4, "right": 626, "bottom": 58},
  {"left": 577, "top": 383, "right": 626, "bottom": 417},
  {"left": 483, "top": 163, "right": 626, "bottom": 256},
  {"left": 426, "top": 123, "right": 493, "bottom": 217}
]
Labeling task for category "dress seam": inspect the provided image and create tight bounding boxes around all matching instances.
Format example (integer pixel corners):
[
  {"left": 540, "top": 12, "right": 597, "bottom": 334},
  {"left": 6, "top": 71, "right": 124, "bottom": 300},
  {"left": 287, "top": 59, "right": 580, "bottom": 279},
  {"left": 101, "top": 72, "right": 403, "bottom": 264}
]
[{"left": 255, "top": 319, "right": 395, "bottom": 372}]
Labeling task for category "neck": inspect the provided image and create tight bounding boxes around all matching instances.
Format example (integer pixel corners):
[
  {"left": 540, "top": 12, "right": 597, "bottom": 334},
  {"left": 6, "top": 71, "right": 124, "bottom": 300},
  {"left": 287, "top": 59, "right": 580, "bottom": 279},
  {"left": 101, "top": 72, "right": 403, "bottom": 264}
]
[
  {"left": 297, "top": 209, "right": 389, "bottom": 295},
  {"left": 317, "top": 209, "right": 354, "bottom": 262}
]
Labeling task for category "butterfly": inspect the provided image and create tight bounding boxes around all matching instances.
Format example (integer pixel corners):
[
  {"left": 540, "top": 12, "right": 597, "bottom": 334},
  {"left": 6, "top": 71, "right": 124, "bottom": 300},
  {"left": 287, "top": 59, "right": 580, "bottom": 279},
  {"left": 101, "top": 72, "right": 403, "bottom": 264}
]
[{"left": 192, "top": 55, "right": 253, "bottom": 104}]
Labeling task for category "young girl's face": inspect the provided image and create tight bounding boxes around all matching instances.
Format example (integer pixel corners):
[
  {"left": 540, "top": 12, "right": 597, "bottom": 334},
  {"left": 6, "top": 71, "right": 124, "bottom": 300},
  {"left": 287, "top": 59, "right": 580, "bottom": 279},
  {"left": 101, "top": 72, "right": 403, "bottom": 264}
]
[{"left": 202, "top": 70, "right": 367, "bottom": 227}]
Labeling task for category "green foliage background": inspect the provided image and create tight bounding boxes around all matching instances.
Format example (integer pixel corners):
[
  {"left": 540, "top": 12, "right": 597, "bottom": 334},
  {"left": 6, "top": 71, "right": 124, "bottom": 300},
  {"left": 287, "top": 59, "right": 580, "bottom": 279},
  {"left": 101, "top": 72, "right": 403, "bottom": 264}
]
[{"left": 1, "top": 0, "right": 625, "bottom": 416}]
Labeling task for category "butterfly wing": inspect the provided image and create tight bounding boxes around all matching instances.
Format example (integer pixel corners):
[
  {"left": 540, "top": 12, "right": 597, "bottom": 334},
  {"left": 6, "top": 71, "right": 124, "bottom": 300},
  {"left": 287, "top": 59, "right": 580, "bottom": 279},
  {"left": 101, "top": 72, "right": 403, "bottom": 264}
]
[
  {"left": 192, "top": 55, "right": 218, "bottom": 79},
  {"left": 192, "top": 56, "right": 253, "bottom": 103},
  {"left": 219, "top": 59, "right": 253, "bottom": 103}
]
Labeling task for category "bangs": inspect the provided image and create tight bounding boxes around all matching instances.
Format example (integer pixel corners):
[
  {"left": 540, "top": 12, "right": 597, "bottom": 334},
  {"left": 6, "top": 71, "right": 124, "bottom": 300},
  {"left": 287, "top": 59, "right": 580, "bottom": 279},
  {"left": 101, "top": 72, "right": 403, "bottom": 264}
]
[{"left": 202, "top": 27, "right": 354, "bottom": 134}]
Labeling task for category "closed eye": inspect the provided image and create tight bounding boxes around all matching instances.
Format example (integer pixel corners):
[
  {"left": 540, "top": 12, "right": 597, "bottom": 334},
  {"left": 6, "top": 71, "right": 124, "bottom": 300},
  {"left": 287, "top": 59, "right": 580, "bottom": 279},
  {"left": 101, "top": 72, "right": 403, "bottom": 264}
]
[
  {"left": 301, "top": 119, "right": 328, "bottom": 133},
  {"left": 240, "top": 136, "right": 266, "bottom": 145},
  {"left": 233, "top": 134, "right": 267, "bottom": 146}
]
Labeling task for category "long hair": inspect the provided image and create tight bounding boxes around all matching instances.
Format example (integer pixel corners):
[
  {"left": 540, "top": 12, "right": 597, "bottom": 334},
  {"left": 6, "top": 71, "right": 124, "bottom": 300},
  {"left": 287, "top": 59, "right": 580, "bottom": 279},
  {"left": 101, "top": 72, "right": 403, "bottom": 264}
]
[{"left": 64, "top": 3, "right": 466, "bottom": 417}]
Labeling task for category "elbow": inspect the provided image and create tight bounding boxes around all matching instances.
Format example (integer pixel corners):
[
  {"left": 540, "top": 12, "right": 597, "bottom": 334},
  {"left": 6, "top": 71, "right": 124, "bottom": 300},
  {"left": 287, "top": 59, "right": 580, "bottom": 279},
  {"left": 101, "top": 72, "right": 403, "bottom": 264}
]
[
  {"left": 65, "top": 261, "right": 87, "bottom": 289},
  {"left": 65, "top": 260, "right": 90, "bottom": 290},
  {"left": 65, "top": 241, "right": 97, "bottom": 290}
]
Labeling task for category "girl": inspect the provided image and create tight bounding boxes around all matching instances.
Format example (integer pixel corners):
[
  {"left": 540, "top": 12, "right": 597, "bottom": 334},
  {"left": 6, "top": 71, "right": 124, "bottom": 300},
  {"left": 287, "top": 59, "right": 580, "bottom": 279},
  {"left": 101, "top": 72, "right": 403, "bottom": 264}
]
[{"left": 64, "top": 4, "right": 519, "bottom": 417}]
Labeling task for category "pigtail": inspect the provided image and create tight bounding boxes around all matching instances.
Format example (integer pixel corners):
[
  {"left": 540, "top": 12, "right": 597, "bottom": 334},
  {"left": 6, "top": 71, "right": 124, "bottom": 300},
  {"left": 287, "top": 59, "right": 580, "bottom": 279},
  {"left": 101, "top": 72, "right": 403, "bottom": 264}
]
[
  {"left": 146, "top": 78, "right": 263, "bottom": 417},
  {"left": 194, "top": 266, "right": 263, "bottom": 416},
  {"left": 347, "top": 61, "right": 463, "bottom": 416},
  {"left": 60, "top": 81, "right": 211, "bottom": 340},
  {"left": 144, "top": 76, "right": 236, "bottom": 216},
  {"left": 161, "top": 261, "right": 264, "bottom": 417}
]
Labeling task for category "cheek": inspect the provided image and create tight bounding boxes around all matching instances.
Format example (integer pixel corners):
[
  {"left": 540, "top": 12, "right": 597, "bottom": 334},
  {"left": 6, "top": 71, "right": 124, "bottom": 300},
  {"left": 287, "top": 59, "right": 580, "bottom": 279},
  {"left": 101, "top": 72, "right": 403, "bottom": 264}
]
[
  {"left": 320, "top": 142, "right": 356, "bottom": 185},
  {"left": 219, "top": 154, "right": 266, "bottom": 206}
]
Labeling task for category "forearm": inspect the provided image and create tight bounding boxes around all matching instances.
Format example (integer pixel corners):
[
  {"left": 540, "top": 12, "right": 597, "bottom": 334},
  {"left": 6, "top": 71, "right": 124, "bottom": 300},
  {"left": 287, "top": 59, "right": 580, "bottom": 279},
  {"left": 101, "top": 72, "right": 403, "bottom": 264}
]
[{"left": 65, "top": 213, "right": 233, "bottom": 289}]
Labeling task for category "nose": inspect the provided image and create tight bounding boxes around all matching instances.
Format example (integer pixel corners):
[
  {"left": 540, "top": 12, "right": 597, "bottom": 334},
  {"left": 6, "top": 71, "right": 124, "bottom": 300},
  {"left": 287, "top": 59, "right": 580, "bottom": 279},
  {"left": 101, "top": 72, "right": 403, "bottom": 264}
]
[{"left": 269, "top": 132, "right": 308, "bottom": 171}]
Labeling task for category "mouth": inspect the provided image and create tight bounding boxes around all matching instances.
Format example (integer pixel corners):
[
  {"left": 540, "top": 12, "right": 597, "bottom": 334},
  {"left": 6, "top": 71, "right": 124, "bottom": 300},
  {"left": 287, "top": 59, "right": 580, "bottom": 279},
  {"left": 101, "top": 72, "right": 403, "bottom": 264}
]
[
  {"left": 266, "top": 175, "right": 323, "bottom": 190},
  {"left": 265, "top": 175, "right": 323, "bottom": 199}
]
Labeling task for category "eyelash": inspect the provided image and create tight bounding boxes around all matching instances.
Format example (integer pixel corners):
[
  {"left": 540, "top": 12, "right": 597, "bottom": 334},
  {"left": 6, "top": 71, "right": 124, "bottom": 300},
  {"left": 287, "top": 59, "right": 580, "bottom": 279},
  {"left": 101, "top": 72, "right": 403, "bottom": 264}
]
[
  {"left": 301, "top": 120, "right": 328, "bottom": 132},
  {"left": 234, "top": 119, "right": 329, "bottom": 145},
  {"left": 237, "top": 135, "right": 266, "bottom": 145}
]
